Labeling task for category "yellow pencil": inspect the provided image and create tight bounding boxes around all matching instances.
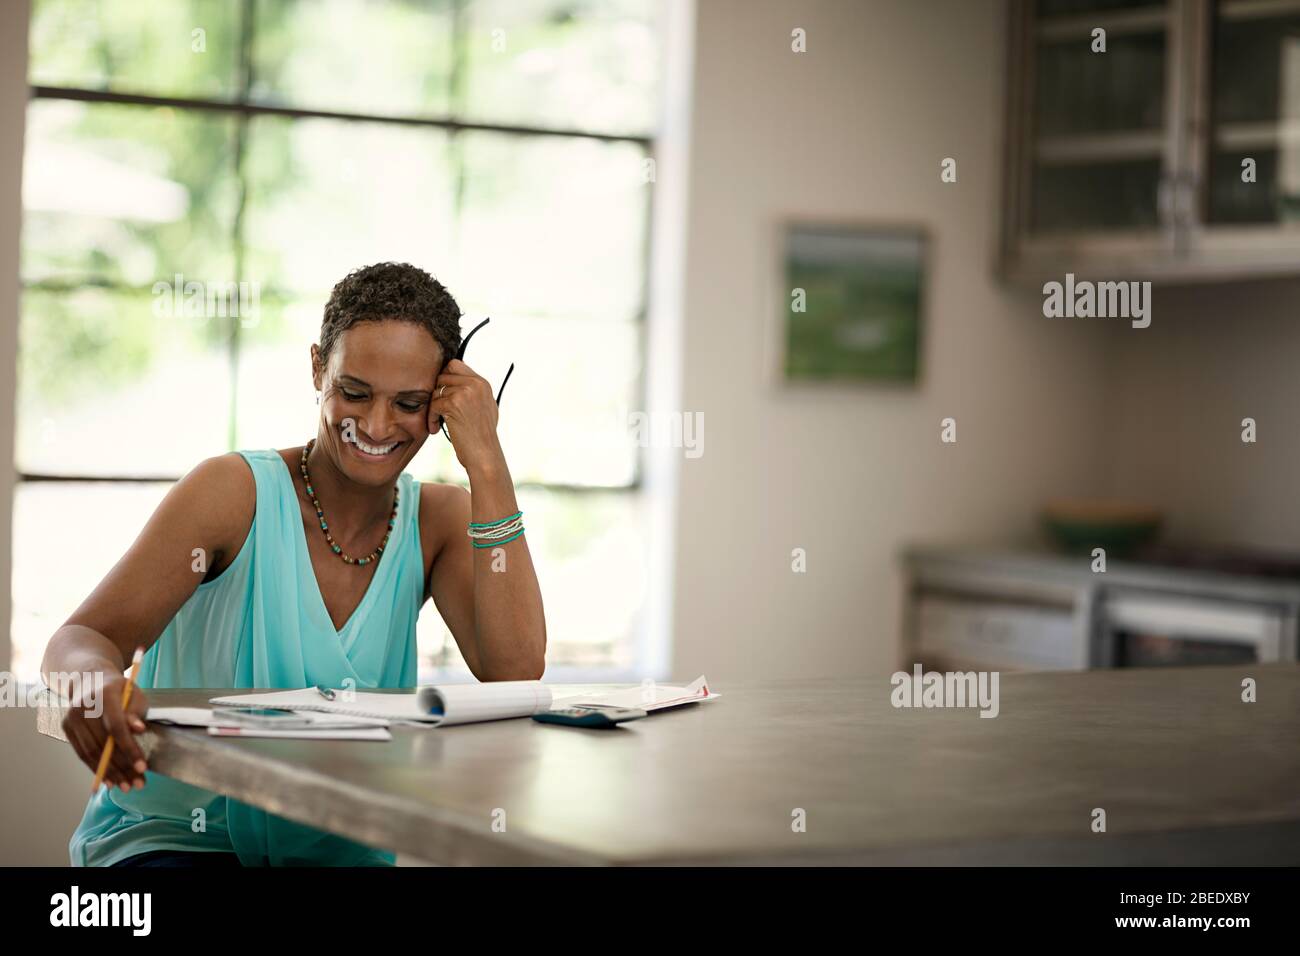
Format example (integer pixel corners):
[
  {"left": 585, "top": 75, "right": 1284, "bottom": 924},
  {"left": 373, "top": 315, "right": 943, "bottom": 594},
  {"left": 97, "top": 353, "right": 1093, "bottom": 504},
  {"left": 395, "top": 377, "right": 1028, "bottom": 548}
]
[{"left": 91, "top": 646, "right": 144, "bottom": 795}]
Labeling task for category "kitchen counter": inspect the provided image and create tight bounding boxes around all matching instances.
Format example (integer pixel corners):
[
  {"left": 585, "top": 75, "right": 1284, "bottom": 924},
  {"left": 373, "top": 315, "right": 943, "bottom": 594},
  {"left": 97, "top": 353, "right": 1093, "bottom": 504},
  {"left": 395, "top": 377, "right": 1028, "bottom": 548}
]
[
  {"left": 902, "top": 543, "right": 1300, "bottom": 670},
  {"left": 35, "top": 667, "right": 1300, "bottom": 864},
  {"left": 904, "top": 541, "right": 1300, "bottom": 605}
]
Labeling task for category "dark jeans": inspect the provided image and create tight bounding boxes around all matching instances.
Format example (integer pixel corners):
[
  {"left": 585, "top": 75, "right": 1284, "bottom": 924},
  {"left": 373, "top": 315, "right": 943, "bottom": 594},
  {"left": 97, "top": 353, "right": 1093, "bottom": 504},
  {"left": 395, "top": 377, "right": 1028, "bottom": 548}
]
[{"left": 110, "top": 849, "right": 243, "bottom": 867}]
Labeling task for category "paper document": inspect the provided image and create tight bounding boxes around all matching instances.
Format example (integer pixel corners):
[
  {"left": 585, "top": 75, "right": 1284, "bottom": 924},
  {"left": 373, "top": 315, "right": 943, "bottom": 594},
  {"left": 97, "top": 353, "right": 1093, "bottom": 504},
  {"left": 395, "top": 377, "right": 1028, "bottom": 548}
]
[
  {"left": 198, "top": 677, "right": 717, "bottom": 730},
  {"left": 557, "top": 676, "right": 719, "bottom": 712},
  {"left": 208, "top": 680, "right": 553, "bottom": 727}
]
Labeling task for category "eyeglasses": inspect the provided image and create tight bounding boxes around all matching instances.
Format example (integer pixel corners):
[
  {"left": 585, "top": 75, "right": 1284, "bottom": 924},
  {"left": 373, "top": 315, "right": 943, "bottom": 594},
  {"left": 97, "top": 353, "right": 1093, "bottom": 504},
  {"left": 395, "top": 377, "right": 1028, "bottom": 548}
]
[{"left": 440, "top": 316, "right": 515, "bottom": 443}]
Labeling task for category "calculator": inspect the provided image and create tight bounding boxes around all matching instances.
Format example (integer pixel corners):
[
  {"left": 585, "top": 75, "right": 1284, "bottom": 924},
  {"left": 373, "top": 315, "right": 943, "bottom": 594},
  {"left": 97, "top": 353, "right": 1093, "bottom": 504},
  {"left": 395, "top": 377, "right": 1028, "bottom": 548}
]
[{"left": 532, "top": 704, "right": 647, "bottom": 728}]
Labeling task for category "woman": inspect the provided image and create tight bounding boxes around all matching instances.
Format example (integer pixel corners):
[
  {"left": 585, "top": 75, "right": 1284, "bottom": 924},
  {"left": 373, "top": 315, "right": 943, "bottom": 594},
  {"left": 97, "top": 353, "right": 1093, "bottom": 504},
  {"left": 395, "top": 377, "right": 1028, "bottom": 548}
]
[{"left": 41, "top": 262, "right": 547, "bottom": 866}]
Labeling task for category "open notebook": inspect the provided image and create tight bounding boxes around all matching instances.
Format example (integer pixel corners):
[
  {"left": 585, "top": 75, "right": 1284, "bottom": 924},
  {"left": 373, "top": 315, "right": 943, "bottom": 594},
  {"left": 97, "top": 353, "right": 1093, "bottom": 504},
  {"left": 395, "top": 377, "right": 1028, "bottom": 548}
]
[
  {"left": 209, "top": 682, "right": 549, "bottom": 727},
  {"left": 209, "top": 677, "right": 717, "bottom": 728}
]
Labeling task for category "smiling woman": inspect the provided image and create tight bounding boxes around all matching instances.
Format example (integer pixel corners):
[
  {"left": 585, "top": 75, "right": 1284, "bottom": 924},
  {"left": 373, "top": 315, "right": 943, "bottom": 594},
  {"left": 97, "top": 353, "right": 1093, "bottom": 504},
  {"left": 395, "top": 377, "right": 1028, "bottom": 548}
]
[{"left": 39, "top": 262, "right": 547, "bottom": 867}]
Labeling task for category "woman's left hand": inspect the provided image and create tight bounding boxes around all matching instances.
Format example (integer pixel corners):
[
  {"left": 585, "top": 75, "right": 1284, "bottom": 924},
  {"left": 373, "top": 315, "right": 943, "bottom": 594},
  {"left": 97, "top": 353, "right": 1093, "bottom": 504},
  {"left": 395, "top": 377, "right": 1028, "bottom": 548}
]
[{"left": 429, "top": 359, "right": 507, "bottom": 474}]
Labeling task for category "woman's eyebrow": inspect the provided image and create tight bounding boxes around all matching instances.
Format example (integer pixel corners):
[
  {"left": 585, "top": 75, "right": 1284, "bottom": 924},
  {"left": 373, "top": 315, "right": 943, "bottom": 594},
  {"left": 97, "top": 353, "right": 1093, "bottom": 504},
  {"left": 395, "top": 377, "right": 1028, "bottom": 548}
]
[{"left": 336, "top": 374, "right": 431, "bottom": 397}]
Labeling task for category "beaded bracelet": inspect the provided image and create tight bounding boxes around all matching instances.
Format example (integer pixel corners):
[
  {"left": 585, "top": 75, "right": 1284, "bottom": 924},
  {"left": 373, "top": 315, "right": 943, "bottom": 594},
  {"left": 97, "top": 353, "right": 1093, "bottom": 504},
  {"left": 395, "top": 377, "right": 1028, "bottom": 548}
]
[
  {"left": 473, "top": 528, "right": 525, "bottom": 549},
  {"left": 467, "top": 511, "right": 525, "bottom": 549}
]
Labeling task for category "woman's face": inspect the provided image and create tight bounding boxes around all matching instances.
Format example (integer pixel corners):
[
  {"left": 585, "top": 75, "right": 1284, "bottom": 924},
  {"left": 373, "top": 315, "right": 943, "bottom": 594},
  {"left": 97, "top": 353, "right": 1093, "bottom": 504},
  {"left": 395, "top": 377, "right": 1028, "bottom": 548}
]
[{"left": 312, "top": 319, "right": 443, "bottom": 486}]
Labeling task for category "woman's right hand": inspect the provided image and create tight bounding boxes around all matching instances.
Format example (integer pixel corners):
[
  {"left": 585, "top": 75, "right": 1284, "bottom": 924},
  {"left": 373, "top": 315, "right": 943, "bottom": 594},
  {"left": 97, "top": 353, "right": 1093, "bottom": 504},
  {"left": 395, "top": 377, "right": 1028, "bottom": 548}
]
[{"left": 61, "top": 674, "right": 151, "bottom": 792}]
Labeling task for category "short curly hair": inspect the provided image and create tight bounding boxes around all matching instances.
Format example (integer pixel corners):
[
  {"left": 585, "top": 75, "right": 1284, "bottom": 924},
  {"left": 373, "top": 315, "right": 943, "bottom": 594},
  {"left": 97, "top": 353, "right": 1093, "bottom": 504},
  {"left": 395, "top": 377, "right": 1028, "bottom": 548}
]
[{"left": 319, "top": 262, "right": 461, "bottom": 369}]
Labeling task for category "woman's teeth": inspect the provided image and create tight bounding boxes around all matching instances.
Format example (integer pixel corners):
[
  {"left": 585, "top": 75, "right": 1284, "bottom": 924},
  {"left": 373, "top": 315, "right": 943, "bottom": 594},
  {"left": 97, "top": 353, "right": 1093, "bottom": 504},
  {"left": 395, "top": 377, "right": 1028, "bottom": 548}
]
[{"left": 355, "top": 438, "right": 399, "bottom": 456}]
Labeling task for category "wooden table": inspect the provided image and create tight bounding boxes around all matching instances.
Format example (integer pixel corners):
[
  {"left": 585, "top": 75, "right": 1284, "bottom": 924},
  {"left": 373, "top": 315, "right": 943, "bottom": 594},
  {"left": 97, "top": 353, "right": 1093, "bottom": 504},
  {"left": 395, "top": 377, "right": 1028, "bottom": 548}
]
[{"left": 36, "top": 666, "right": 1300, "bottom": 865}]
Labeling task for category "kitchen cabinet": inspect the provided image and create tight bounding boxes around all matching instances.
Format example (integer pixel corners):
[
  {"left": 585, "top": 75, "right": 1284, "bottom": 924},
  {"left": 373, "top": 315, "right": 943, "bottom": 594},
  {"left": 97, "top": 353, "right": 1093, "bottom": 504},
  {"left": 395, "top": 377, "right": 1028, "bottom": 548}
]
[
  {"left": 1002, "top": 0, "right": 1300, "bottom": 284},
  {"left": 915, "top": 594, "right": 1083, "bottom": 670}
]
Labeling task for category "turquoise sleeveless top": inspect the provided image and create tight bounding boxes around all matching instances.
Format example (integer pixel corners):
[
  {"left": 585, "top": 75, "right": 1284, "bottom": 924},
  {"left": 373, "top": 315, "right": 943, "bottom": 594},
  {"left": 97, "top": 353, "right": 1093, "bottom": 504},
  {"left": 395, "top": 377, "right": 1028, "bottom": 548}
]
[{"left": 69, "top": 449, "right": 424, "bottom": 866}]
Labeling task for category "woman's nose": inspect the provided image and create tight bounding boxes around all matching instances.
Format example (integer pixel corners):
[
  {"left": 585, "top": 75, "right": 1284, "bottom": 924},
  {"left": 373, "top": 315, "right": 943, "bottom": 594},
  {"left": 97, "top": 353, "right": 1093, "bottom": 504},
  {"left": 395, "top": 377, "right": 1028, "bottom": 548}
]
[{"left": 364, "top": 403, "right": 394, "bottom": 440}]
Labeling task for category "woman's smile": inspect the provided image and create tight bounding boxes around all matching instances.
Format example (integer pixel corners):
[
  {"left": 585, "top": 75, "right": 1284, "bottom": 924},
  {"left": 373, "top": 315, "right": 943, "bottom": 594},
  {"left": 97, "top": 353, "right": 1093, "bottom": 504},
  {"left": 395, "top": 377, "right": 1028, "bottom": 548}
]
[{"left": 345, "top": 432, "right": 405, "bottom": 461}]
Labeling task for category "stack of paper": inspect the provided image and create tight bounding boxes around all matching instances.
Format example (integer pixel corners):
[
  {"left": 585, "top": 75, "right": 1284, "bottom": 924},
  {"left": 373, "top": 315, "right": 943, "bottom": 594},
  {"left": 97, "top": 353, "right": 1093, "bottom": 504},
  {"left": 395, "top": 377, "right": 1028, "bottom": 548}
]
[
  {"left": 209, "top": 680, "right": 552, "bottom": 727},
  {"left": 147, "top": 707, "right": 394, "bottom": 740},
  {"left": 144, "top": 677, "right": 719, "bottom": 740}
]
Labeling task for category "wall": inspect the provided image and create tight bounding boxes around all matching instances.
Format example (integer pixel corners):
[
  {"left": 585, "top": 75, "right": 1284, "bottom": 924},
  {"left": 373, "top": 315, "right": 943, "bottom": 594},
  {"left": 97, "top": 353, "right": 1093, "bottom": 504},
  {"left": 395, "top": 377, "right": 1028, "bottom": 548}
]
[
  {"left": 1109, "top": 278, "right": 1300, "bottom": 551},
  {"left": 668, "top": 0, "right": 1114, "bottom": 680}
]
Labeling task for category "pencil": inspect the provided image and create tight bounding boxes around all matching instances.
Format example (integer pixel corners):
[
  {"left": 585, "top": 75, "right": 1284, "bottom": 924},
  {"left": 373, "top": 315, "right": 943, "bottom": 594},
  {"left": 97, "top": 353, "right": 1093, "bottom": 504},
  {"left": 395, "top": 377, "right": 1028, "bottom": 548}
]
[{"left": 91, "top": 646, "right": 145, "bottom": 795}]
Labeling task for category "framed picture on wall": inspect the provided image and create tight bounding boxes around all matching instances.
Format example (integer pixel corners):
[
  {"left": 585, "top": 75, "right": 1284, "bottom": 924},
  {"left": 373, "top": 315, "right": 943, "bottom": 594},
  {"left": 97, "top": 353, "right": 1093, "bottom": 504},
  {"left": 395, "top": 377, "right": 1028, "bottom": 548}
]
[{"left": 777, "top": 221, "right": 927, "bottom": 385}]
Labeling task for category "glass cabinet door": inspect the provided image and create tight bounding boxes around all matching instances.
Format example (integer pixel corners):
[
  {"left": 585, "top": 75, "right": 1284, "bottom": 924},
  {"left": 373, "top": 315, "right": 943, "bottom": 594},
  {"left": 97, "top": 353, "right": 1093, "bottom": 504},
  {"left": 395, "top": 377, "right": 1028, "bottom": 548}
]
[
  {"left": 1027, "top": 0, "right": 1173, "bottom": 234},
  {"left": 1205, "top": 0, "right": 1300, "bottom": 225}
]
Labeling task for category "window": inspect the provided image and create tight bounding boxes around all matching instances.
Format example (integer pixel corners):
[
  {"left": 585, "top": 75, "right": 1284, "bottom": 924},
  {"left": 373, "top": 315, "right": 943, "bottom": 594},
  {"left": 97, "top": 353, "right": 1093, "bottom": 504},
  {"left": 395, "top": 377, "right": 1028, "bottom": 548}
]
[{"left": 16, "top": 0, "right": 662, "bottom": 682}]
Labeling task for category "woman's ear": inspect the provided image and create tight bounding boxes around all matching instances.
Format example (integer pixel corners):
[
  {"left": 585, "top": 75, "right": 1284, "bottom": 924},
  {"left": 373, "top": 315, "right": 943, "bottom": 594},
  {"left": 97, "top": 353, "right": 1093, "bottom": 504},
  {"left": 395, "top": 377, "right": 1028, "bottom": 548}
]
[{"left": 310, "top": 343, "right": 323, "bottom": 390}]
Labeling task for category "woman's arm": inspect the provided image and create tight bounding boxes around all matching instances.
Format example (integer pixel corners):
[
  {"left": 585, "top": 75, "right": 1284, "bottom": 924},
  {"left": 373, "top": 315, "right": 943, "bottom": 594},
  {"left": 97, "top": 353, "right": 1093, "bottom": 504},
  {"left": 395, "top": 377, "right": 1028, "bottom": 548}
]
[
  {"left": 425, "top": 474, "right": 547, "bottom": 681},
  {"left": 41, "top": 453, "right": 254, "bottom": 789},
  {"left": 425, "top": 358, "right": 546, "bottom": 681}
]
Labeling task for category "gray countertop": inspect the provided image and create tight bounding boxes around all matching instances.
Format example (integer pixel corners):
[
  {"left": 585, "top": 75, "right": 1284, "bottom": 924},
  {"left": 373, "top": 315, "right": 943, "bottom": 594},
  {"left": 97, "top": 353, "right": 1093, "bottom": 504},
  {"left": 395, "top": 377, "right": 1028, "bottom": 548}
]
[
  {"left": 37, "top": 667, "right": 1300, "bottom": 865},
  {"left": 902, "top": 541, "right": 1300, "bottom": 604}
]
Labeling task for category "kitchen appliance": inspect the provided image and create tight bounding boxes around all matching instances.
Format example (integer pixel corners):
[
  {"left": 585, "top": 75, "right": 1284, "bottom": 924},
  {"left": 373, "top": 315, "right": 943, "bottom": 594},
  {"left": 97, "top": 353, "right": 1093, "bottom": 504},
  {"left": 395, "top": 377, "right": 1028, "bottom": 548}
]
[
  {"left": 1096, "top": 542, "right": 1300, "bottom": 667},
  {"left": 1097, "top": 589, "right": 1289, "bottom": 667}
]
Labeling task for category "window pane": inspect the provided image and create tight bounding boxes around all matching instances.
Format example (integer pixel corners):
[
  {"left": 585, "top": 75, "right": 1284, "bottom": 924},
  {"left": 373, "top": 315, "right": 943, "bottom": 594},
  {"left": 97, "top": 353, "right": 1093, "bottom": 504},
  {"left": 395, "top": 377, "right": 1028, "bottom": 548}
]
[
  {"left": 455, "top": 132, "right": 648, "bottom": 324},
  {"left": 28, "top": 0, "right": 242, "bottom": 99},
  {"left": 17, "top": 287, "right": 233, "bottom": 476},
  {"left": 459, "top": 0, "right": 659, "bottom": 135},
  {"left": 1031, "top": 158, "right": 1162, "bottom": 232},
  {"left": 1212, "top": 11, "right": 1300, "bottom": 126},
  {"left": 408, "top": 317, "right": 637, "bottom": 489},
  {"left": 1208, "top": 149, "right": 1300, "bottom": 225},
  {"left": 1035, "top": 31, "right": 1166, "bottom": 136},
  {"left": 418, "top": 487, "right": 647, "bottom": 677},
  {"left": 233, "top": 296, "right": 319, "bottom": 452},
  {"left": 249, "top": 0, "right": 455, "bottom": 118},
  {"left": 1207, "top": 13, "right": 1300, "bottom": 224},
  {"left": 236, "top": 306, "right": 638, "bottom": 488},
  {"left": 10, "top": 481, "right": 647, "bottom": 684},
  {"left": 10, "top": 481, "right": 172, "bottom": 683},
  {"left": 22, "top": 99, "right": 239, "bottom": 286},
  {"left": 451, "top": 314, "right": 639, "bottom": 487},
  {"left": 242, "top": 116, "right": 456, "bottom": 299}
]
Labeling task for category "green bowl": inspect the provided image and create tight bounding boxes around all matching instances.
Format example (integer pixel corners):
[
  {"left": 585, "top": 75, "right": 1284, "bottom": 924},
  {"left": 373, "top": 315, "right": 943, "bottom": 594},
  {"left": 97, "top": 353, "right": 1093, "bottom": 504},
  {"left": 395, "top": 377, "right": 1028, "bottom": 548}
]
[{"left": 1041, "top": 502, "right": 1162, "bottom": 558}]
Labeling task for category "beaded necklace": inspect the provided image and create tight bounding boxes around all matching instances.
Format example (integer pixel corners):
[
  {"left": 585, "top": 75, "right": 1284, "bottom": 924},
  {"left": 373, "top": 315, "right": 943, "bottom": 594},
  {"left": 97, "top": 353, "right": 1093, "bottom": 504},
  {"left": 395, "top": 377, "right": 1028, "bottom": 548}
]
[{"left": 299, "top": 439, "right": 398, "bottom": 567}]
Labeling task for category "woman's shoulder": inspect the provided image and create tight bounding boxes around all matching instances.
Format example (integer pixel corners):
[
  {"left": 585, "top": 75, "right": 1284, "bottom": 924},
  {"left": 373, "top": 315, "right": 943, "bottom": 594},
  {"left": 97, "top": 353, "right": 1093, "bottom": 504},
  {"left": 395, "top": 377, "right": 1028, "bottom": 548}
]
[
  {"left": 162, "top": 453, "right": 259, "bottom": 566},
  {"left": 181, "top": 452, "right": 258, "bottom": 505}
]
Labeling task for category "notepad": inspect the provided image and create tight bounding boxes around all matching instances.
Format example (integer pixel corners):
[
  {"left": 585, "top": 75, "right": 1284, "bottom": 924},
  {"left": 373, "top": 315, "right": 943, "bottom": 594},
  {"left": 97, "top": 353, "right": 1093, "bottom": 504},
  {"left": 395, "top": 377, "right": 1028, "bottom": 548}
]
[{"left": 209, "top": 681, "right": 552, "bottom": 727}]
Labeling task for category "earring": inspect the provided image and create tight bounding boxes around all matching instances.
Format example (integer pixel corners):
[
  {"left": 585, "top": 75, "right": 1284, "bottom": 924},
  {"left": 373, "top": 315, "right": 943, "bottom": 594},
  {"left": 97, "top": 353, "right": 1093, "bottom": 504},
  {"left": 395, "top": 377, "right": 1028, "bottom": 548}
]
[{"left": 315, "top": 391, "right": 321, "bottom": 405}]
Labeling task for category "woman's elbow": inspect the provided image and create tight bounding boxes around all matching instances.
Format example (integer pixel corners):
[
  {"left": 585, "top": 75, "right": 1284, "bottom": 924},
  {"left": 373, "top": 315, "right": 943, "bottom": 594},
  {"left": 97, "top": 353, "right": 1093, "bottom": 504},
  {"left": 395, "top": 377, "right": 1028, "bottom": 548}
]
[
  {"left": 490, "top": 660, "right": 546, "bottom": 682},
  {"left": 480, "top": 648, "right": 545, "bottom": 682}
]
